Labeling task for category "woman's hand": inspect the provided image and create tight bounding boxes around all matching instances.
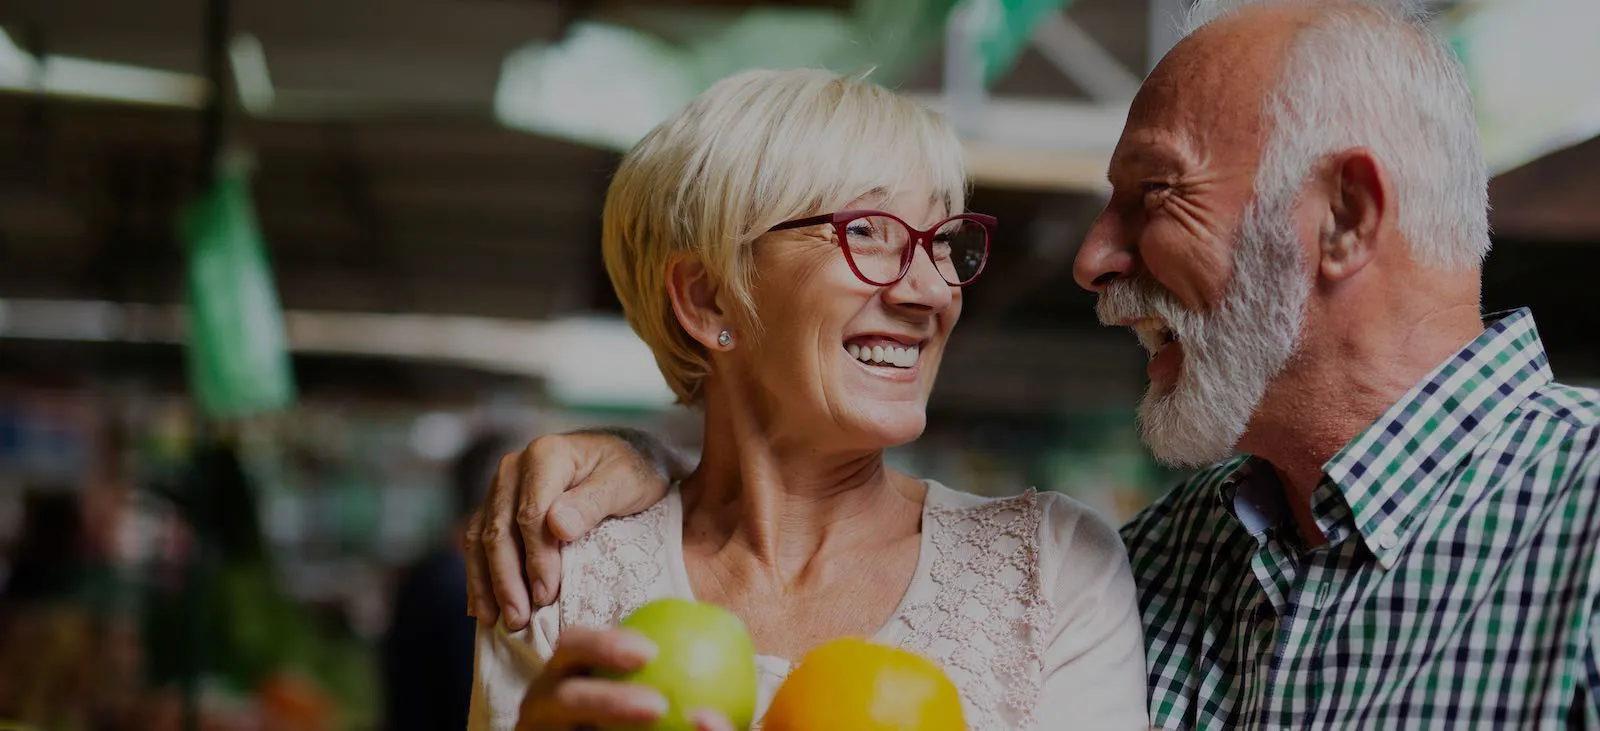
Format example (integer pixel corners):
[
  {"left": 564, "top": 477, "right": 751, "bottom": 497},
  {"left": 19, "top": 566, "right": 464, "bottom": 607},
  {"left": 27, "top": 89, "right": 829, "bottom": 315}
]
[
  {"left": 515, "top": 627, "right": 666, "bottom": 730},
  {"left": 514, "top": 627, "right": 740, "bottom": 731},
  {"left": 690, "top": 710, "right": 737, "bottom": 731},
  {"left": 466, "top": 429, "right": 679, "bottom": 630}
]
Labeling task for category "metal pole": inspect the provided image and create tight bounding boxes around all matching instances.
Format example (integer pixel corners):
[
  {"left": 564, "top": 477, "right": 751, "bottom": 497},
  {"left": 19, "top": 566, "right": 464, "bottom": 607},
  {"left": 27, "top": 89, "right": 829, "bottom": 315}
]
[
  {"left": 1030, "top": 14, "right": 1142, "bottom": 102},
  {"left": 199, "top": 0, "right": 231, "bottom": 187},
  {"left": 943, "top": 0, "right": 992, "bottom": 140},
  {"left": 183, "top": 0, "right": 230, "bottom": 729}
]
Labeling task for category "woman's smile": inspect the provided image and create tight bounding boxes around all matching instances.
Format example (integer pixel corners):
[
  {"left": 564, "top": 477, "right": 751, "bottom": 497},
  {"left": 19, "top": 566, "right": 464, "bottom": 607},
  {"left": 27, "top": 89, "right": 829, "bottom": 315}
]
[{"left": 843, "top": 335, "right": 927, "bottom": 383}]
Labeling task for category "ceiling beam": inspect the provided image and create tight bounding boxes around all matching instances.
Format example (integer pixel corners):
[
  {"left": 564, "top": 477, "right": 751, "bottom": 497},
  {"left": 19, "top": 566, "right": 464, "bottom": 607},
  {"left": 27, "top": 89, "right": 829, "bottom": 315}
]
[
  {"left": 1029, "top": 13, "right": 1140, "bottom": 102},
  {"left": 913, "top": 93, "right": 1123, "bottom": 191}
]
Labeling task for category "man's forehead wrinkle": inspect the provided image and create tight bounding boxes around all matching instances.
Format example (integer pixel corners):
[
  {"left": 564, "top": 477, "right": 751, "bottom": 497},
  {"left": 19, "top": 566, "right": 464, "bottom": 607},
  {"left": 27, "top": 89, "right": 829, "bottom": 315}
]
[
  {"left": 1123, "top": 52, "right": 1220, "bottom": 169},
  {"left": 1123, "top": 76, "right": 1253, "bottom": 180}
]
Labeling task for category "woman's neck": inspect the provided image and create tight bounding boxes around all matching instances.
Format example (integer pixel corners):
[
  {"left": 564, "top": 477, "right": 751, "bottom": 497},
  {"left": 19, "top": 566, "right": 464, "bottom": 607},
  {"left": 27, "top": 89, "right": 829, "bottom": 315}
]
[{"left": 681, "top": 385, "right": 924, "bottom": 583}]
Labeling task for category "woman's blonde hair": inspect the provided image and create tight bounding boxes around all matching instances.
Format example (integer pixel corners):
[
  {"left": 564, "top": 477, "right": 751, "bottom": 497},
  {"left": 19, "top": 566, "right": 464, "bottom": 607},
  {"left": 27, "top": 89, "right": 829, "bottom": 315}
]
[{"left": 601, "top": 68, "right": 969, "bottom": 405}]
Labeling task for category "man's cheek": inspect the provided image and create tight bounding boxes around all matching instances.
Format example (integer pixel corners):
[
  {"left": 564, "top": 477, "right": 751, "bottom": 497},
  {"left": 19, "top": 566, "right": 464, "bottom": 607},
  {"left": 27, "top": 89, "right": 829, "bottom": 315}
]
[{"left": 1142, "top": 226, "right": 1233, "bottom": 310}]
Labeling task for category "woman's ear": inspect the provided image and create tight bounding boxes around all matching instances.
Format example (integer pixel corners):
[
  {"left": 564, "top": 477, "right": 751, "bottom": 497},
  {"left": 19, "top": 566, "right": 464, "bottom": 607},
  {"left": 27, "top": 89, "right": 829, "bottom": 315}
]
[{"left": 666, "top": 256, "right": 734, "bottom": 351}]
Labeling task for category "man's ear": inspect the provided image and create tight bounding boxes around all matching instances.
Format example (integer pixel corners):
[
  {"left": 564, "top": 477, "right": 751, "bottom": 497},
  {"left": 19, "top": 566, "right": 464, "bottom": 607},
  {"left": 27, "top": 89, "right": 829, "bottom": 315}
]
[
  {"left": 1317, "top": 147, "right": 1390, "bottom": 282},
  {"left": 666, "top": 256, "right": 734, "bottom": 350}
]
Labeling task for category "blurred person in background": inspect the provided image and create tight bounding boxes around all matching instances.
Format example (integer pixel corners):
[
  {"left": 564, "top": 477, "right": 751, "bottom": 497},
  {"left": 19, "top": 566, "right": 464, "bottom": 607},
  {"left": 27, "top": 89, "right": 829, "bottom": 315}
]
[
  {"left": 381, "top": 431, "right": 509, "bottom": 731},
  {"left": 0, "top": 415, "right": 149, "bottom": 731},
  {"left": 463, "top": 0, "right": 1600, "bottom": 728},
  {"left": 467, "top": 68, "right": 1148, "bottom": 731},
  {"left": 0, "top": 486, "right": 145, "bottom": 731},
  {"left": 0, "top": 489, "right": 104, "bottom": 731}
]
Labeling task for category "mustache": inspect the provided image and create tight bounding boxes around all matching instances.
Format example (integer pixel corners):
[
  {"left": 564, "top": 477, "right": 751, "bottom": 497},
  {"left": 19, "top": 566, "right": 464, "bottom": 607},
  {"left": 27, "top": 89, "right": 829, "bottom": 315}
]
[{"left": 1095, "top": 277, "right": 1192, "bottom": 327}]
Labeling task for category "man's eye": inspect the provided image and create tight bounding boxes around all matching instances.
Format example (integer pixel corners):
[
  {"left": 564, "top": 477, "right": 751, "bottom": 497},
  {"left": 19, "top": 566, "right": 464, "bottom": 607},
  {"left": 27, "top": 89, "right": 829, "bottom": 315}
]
[{"left": 1140, "top": 181, "right": 1171, "bottom": 195}]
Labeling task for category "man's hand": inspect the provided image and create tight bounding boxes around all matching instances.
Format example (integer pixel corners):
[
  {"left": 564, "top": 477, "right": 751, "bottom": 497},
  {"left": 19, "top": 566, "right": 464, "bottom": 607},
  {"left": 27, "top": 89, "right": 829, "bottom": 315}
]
[{"left": 465, "top": 429, "right": 677, "bottom": 629}]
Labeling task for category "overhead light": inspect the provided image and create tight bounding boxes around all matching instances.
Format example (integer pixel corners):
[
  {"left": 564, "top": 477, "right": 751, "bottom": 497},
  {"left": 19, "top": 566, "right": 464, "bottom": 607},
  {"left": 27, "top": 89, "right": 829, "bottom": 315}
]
[
  {"left": 411, "top": 412, "right": 469, "bottom": 461},
  {"left": 494, "top": 22, "right": 697, "bottom": 151},
  {"left": 0, "top": 27, "right": 208, "bottom": 108},
  {"left": 0, "top": 27, "right": 40, "bottom": 86},
  {"left": 229, "top": 33, "right": 275, "bottom": 115},
  {"left": 535, "top": 316, "right": 677, "bottom": 410},
  {"left": 0, "top": 298, "right": 678, "bottom": 411},
  {"left": 37, "top": 56, "right": 208, "bottom": 107}
]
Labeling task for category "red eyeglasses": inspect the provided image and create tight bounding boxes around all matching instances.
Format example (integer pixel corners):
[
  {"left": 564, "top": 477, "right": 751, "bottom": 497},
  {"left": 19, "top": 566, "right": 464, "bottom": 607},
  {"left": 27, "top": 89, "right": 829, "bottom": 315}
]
[{"left": 768, "top": 209, "right": 996, "bottom": 287}]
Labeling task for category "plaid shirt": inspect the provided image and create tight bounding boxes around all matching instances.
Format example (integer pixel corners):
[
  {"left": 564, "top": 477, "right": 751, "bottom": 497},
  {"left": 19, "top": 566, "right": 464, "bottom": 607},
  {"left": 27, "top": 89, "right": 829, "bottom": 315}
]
[{"left": 1122, "top": 309, "right": 1600, "bottom": 729}]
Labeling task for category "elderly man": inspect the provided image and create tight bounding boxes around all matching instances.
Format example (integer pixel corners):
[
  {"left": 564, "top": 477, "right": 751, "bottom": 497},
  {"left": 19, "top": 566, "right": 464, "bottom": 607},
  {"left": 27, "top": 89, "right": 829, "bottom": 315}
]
[{"left": 465, "top": 0, "right": 1600, "bottom": 727}]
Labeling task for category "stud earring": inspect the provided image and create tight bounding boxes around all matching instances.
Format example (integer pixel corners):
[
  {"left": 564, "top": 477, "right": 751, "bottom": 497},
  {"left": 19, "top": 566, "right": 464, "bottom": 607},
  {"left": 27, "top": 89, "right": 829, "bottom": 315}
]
[{"left": 717, "top": 330, "right": 733, "bottom": 348}]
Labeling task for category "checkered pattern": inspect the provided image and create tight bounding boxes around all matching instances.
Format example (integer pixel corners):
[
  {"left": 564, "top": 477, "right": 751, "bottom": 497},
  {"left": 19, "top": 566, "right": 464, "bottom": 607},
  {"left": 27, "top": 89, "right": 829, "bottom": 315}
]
[{"left": 1123, "top": 309, "right": 1600, "bottom": 729}]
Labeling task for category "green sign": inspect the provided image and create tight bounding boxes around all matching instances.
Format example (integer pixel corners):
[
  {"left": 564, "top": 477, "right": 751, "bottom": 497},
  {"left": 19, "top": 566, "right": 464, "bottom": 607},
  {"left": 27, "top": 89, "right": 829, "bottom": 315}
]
[
  {"left": 180, "top": 168, "right": 297, "bottom": 419},
  {"left": 977, "top": 0, "right": 1073, "bottom": 83}
]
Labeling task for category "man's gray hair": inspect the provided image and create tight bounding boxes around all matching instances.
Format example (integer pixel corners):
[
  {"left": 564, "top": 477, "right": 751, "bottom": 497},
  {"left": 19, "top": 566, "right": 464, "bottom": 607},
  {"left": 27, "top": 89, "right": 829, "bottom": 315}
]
[{"left": 1184, "top": 0, "right": 1490, "bottom": 270}]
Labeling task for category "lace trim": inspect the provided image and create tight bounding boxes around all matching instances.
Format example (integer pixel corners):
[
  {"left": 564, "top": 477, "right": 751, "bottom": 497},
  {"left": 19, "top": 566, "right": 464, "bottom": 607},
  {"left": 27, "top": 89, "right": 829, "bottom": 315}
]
[
  {"left": 899, "top": 489, "right": 1053, "bottom": 730},
  {"left": 555, "top": 490, "right": 1055, "bottom": 730},
  {"left": 559, "top": 500, "right": 672, "bottom": 630}
]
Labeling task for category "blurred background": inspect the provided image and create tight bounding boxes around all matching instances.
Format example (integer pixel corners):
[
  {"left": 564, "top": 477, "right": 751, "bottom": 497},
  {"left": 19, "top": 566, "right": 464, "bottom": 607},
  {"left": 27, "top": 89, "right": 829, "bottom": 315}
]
[{"left": 0, "top": 0, "right": 1597, "bottom": 728}]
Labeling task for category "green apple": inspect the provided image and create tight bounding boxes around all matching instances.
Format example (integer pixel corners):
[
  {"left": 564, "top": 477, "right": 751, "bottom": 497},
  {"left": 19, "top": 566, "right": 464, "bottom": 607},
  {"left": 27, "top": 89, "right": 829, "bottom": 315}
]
[{"left": 603, "top": 598, "right": 758, "bottom": 731}]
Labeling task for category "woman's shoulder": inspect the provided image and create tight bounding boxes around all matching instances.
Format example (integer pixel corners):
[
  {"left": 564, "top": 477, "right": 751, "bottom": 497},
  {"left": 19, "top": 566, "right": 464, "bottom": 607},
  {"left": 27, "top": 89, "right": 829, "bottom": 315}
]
[
  {"left": 1035, "top": 490, "right": 1129, "bottom": 567},
  {"left": 923, "top": 482, "right": 1124, "bottom": 557},
  {"left": 906, "top": 482, "right": 1134, "bottom": 727},
  {"left": 922, "top": 482, "right": 1130, "bottom": 597},
  {"left": 565, "top": 493, "right": 676, "bottom": 554},
  {"left": 558, "top": 494, "right": 680, "bottom": 630}
]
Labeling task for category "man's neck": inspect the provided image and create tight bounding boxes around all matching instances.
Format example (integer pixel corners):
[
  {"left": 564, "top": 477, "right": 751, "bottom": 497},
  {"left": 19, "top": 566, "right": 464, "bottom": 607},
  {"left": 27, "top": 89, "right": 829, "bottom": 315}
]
[{"left": 1239, "top": 293, "right": 1484, "bottom": 546}]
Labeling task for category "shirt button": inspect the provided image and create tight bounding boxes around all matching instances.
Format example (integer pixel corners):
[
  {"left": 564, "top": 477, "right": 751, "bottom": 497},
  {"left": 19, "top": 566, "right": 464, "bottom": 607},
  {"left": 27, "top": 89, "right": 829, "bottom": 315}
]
[{"left": 1375, "top": 529, "right": 1398, "bottom": 551}]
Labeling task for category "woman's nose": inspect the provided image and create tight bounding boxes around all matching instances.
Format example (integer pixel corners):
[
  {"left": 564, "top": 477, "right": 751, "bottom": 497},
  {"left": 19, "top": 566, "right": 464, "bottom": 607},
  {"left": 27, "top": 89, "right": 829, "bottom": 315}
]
[{"left": 885, "top": 244, "right": 954, "bottom": 311}]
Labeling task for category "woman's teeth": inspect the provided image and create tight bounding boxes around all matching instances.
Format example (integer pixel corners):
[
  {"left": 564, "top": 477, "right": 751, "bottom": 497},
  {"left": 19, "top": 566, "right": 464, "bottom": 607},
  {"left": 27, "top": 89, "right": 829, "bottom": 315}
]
[{"left": 846, "top": 343, "right": 920, "bottom": 368}]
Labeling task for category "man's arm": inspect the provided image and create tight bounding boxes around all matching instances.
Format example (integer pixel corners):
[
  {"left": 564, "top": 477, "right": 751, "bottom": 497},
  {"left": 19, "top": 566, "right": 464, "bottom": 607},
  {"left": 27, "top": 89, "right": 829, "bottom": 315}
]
[{"left": 464, "top": 428, "right": 681, "bottom": 630}]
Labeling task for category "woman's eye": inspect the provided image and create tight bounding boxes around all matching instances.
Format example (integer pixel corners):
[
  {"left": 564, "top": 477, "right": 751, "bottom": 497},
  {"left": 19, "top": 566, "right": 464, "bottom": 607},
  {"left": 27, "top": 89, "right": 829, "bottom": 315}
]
[{"left": 846, "top": 223, "right": 874, "bottom": 237}]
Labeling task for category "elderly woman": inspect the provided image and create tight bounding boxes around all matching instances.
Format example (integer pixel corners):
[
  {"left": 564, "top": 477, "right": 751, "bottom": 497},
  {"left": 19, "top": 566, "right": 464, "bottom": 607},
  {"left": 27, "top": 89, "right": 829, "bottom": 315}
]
[{"left": 467, "top": 68, "right": 1147, "bottom": 731}]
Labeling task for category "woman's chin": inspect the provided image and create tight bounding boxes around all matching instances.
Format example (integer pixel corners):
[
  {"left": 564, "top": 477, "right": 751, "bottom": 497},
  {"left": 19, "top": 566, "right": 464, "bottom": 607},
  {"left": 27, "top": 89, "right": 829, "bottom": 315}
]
[{"left": 839, "top": 405, "right": 927, "bottom": 447}]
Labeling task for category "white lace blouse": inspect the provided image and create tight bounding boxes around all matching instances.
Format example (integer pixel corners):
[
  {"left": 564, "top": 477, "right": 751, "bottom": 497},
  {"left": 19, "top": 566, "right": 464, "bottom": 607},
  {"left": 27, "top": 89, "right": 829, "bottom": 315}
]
[{"left": 469, "top": 482, "right": 1149, "bottom": 730}]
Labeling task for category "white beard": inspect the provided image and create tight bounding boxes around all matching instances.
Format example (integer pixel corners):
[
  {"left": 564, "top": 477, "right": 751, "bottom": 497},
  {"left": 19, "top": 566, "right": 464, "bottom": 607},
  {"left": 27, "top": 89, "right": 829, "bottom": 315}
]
[{"left": 1096, "top": 189, "right": 1311, "bottom": 468}]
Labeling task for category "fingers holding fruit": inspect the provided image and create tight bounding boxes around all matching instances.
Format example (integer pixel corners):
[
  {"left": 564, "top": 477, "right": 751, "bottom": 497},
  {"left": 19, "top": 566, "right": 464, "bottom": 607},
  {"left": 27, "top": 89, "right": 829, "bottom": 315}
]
[
  {"left": 515, "top": 627, "right": 666, "bottom": 730},
  {"left": 518, "top": 676, "right": 668, "bottom": 729},
  {"left": 517, "top": 598, "right": 965, "bottom": 731},
  {"left": 544, "top": 626, "right": 660, "bottom": 678},
  {"left": 691, "top": 709, "right": 738, "bottom": 731},
  {"left": 521, "top": 599, "right": 760, "bottom": 731},
  {"left": 604, "top": 599, "right": 759, "bottom": 731}
]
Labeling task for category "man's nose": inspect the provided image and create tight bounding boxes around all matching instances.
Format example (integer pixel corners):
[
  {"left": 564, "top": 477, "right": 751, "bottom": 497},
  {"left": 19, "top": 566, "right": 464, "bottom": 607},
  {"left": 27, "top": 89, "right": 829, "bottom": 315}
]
[{"left": 1073, "top": 211, "right": 1138, "bottom": 293}]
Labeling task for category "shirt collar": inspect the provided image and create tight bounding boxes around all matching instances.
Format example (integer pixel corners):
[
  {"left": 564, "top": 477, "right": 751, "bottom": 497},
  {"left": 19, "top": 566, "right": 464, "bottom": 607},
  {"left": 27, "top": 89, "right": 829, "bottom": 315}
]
[
  {"left": 1219, "top": 457, "right": 1285, "bottom": 541},
  {"left": 1324, "top": 308, "right": 1553, "bottom": 569},
  {"left": 1218, "top": 457, "right": 1360, "bottom": 553}
]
